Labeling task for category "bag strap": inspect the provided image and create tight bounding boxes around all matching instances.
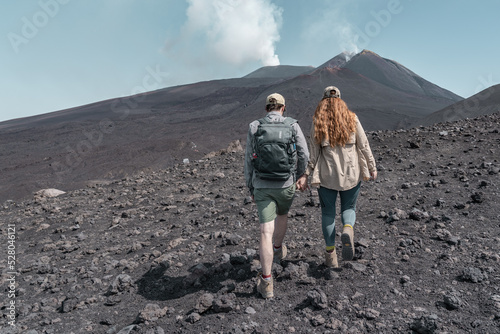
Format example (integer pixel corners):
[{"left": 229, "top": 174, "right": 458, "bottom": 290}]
[
  {"left": 285, "top": 118, "right": 297, "bottom": 142},
  {"left": 257, "top": 117, "right": 268, "bottom": 125},
  {"left": 283, "top": 117, "right": 297, "bottom": 126},
  {"left": 258, "top": 116, "right": 297, "bottom": 125}
]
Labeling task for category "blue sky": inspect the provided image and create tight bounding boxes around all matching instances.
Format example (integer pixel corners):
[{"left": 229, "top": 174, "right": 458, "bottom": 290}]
[{"left": 1, "top": 0, "right": 499, "bottom": 123}]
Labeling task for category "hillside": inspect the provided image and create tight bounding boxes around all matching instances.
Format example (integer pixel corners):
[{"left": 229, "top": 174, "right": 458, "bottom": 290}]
[
  {"left": 1, "top": 113, "right": 499, "bottom": 333},
  {"left": 340, "top": 50, "right": 461, "bottom": 101},
  {"left": 0, "top": 50, "right": 464, "bottom": 203},
  {"left": 415, "top": 84, "right": 500, "bottom": 127},
  {"left": 243, "top": 65, "right": 314, "bottom": 79}
]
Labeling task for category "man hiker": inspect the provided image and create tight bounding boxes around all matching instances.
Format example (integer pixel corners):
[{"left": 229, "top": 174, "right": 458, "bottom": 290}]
[{"left": 244, "top": 93, "right": 309, "bottom": 298}]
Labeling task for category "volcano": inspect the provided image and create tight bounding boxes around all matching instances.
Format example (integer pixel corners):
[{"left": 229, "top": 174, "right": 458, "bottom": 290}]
[{"left": 0, "top": 50, "right": 464, "bottom": 202}]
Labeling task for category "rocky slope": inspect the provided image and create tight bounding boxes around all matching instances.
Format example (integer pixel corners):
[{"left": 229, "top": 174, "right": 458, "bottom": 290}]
[{"left": 1, "top": 113, "right": 499, "bottom": 334}]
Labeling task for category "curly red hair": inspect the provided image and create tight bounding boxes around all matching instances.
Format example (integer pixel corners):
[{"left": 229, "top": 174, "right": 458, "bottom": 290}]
[{"left": 313, "top": 97, "right": 356, "bottom": 147}]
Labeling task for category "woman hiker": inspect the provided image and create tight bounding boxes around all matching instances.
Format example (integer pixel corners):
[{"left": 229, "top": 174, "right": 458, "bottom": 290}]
[{"left": 296, "top": 86, "right": 377, "bottom": 267}]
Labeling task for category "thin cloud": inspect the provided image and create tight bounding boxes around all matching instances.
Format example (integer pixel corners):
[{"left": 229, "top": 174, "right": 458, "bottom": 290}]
[{"left": 301, "top": 2, "right": 360, "bottom": 55}]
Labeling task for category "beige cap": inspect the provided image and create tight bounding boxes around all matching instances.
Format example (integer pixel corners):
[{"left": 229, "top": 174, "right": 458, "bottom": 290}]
[
  {"left": 323, "top": 86, "right": 341, "bottom": 99},
  {"left": 266, "top": 93, "right": 285, "bottom": 106}
]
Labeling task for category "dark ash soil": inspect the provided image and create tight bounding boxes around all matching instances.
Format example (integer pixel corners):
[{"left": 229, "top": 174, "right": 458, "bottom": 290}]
[{"left": 1, "top": 113, "right": 499, "bottom": 334}]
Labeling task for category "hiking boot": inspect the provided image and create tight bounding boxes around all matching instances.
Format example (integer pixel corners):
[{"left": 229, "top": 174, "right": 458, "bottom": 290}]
[
  {"left": 325, "top": 249, "right": 338, "bottom": 268},
  {"left": 273, "top": 244, "right": 287, "bottom": 262},
  {"left": 256, "top": 274, "right": 274, "bottom": 299},
  {"left": 341, "top": 225, "right": 354, "bottom": 261}
]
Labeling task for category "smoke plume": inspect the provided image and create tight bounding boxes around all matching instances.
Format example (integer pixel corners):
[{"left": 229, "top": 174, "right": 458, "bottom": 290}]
[
  {"left": 301, "top": 3, "right": 360, "bottom": 59},
  {"left": 166, "top": 0, "right": 282, "bottom": 75}
]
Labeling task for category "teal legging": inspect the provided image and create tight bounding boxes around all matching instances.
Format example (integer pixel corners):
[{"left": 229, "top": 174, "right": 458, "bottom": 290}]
[{"left": 318, "top": 183, "right": 361, "bottom": 248}]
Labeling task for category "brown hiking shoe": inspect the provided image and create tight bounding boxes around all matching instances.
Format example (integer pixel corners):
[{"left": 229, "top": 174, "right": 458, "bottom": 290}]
[
  {"left": 256, "top": 274, "right": 274, "bottom": 298},
  {"left": 273, "top": 244, "right": 287, "bottom": 262},
  {"left": 325, "top": 249, "right": 338, "bottom": 268},
  {"left": 341, "top": 225, "right": 354, "bottom": 261}
]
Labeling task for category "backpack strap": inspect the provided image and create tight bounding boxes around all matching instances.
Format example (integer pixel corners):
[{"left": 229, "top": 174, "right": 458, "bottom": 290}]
[
  {"left": 257, "top": 117, "right": 272, "bottom": 125},
  {"left": 284, "top": 117, "right": 297, "bottom": 142},
  {"left": 258, "top": 116, "right": 297, "bottom": 125},
  {"left": 283, "top": 117, "right": 297, "bottom": 126}
]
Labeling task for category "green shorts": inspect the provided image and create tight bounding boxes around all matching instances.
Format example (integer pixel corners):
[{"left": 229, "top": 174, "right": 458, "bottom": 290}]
[{"left": 254, "top": 184, "right": 296, "bottom": 223}]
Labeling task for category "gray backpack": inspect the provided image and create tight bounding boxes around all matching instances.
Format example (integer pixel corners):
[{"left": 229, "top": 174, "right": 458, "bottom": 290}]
[{"left": 252, "top": 117, "right": 297, "bottom": 181}]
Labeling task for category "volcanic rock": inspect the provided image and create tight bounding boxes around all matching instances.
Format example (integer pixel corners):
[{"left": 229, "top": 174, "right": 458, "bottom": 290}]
[
  {"left": 34, "top": 188, "right": 66, "bottom": 198},
  {"left": 135, "top": 303, "right": 169, "bottom": 323},
  {"left": 306, "top": 288, "right": 328, "bottom": 310},
  {"left": 211, "top": 293, "right": 237, "bottom": 313},
  {"left": 443, "top": 290, "right": 466, "bottom": 310},
  {"left": 194, "top": 293, "right": 214, "bottom": 314},
  {"left": 461, "top": 267, "right": 487, "bottom": 283},
  {"left": 410, "top": 314, "right": 439, "bottom": 334},
  {"left": 1, "top": 112, "right": 499, "bottom": 333}
]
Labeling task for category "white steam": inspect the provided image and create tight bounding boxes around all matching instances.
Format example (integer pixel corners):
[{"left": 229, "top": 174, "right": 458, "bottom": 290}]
[
  {"left": 301, "top": 4, "right": 360, "bottom": 58},
  {"left": 336, "top": 25, "right": 360, "bottom": 57},
  {"left": 169, "top": 0, "right": 282, "bottom": 68}
]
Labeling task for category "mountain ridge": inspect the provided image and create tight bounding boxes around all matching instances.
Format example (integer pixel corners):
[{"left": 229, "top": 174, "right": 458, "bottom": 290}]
[
  {"left": 415, "top": 84, "right": 500, "bottom": 127},
  {"left": 0, "top": 50, "right": 461, "bottom": 130},
  {"left": 0, "top": 50, "right": 478, "bottom": 202}
]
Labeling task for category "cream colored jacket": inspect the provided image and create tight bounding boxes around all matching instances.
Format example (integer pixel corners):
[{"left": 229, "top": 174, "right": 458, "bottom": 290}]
[{"left": 305, "top": 116, "right": 376, "bottom": 191}]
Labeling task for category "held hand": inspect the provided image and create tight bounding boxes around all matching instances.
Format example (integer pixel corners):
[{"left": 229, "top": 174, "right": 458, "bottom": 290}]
[
  {"left": 370, "top": 170, "right": 378, "bottom": 181},
  {"left": 296, "top": 175, "right": 309, "bottom": 191}
]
